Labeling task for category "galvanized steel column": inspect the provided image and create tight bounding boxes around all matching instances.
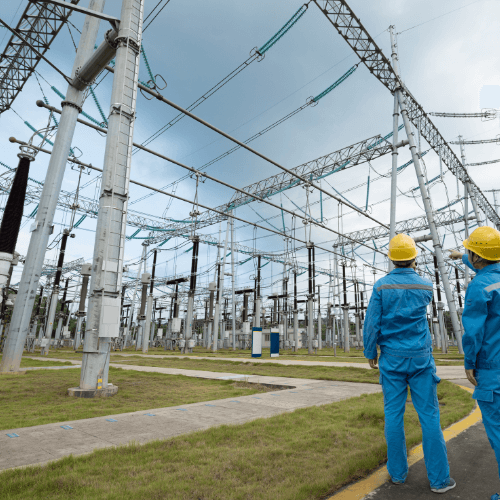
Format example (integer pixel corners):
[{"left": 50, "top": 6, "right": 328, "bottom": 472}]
[{"left": 76, "top": 0, "right": 144, "bottom": 393}]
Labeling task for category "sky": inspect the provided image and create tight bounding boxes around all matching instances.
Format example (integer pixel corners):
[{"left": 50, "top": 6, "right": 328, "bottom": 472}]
[{"left": 0, "top": 0, "right": 499, "bottom": 316}]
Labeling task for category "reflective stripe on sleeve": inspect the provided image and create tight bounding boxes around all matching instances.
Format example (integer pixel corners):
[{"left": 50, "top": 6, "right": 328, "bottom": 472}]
[
  {"left": 484, "top": 282, "right": 500, "bottom": 293},
  {"left": 377, "top": 283, "right": 433, "bottom": 292}
]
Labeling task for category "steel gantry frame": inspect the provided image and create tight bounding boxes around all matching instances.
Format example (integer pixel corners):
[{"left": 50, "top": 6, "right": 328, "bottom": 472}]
[
  {"left": 0, "top": 0, "right": 80, "bottom": 114},
  {"left": 330, "top": 210, "right": 475, "bottom": 246},
  {"left": 144, "top": 134, "right": 397, "bottom": 238},
  {"left": 314, "top": 0, "right": 499, "bottom": 228}
]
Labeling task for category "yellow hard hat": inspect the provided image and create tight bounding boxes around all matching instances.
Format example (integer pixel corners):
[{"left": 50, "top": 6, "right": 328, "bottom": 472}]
[
  {"left": 387, "top": 233, "right": 418, "bottom": 261},
  {"left": 463, "top": 226, "right": 500, "bottom": 260}
]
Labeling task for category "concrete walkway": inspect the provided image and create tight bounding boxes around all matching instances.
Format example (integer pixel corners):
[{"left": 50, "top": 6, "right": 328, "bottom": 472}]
[
  {"left": 109, "top": 352, "right": 467, "bottom": 380},
  {"left": 0, "top": 362, "right": 381, "bottom": 471},
  {"left": 28, "top": 354, "right": 467, "bottom": 380}
]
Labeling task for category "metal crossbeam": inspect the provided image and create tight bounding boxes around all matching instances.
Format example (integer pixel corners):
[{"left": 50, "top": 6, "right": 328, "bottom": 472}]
[
  {"left": 314, "top": 0, "right": 499, "bottom": 227},
  {"left": 0, "top": 1, "right": 80, "bottom": 114},
  {"left": 143, "top": 135, "right": 394, "bottom": 240},
  {"left": 467, "top": 159, "right": 500, "bottom": 167},
  {"left": 450, "top": 138, "right": 500, "bottom": 145},
  {"left": 226, "top": 134, "right": 392, "bottom": 210},
  {"left": 330, "top": 210, "right": 474, "bottom": 247},
  {"left": 429, "top": 111, "right": 496, "bottom": 119}
]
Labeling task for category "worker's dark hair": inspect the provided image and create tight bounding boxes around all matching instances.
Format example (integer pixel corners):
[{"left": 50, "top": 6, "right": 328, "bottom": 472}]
[
  {"left": 392, "top": 259, "right": 415, "bottom": 268},
  {"left": 467, "top": 249, "right": 499, "bottom": 266}
]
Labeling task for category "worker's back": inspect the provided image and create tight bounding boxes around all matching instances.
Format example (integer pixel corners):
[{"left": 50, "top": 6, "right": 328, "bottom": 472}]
[{"left": 365, "top": 267, "right": 433, "bottom": 356}]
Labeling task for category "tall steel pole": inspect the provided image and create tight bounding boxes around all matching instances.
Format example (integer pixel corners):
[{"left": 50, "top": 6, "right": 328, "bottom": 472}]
[
  {"left": 43, "top": 229, "right": 70, "bottom": 356},
  {"left": 459, "top": 137, "right": 483, "bottom": 228},
  {"left": 389, "top": 91, "right": 400, "bottom": 272},
  {"left": 341, "top": 261, "right": 350, "bottom": 353},
  {"left": 317, "top": 284, "right": 322, "bottom": 350},
  {"left": 255, "top": 255, "right": 262, "bottom": 329},
  {"left": 307, "top": 242, "right": 314, "bottom": 354},
  {"left": 0, "top": 0, "right": 106, "bottom": 374},
  {"left": 293, "top": 269, "right": 298, "bottom": 351},
  {"left": 185, "top": 239, "right": 199, "bottom": 353},
  {"left": 390, "top": 27, "right": 463, "bottom": 353},
  {"left": 213, "top": 218, "right": 230, "bottom": 351},
  {"left": 127, "top": 244, "right": 146, "bottom": 346},
  {"left": 75, "top": 264, "right": 91, "bottom": 350},
  {"left": 73, "top": 0, "right": 144, "bottom": 395},
  {"left": 143, "top": 249, "right": 157, "bottom": 353},
  {"left": 230, "top": 215, "right": 236, "bottom": 349},
  {"left": 333, "top": 247, "right": 340, "bottom": 348}
]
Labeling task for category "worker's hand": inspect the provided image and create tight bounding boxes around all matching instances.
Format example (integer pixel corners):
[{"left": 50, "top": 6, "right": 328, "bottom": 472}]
[
  {"left": 449, "top": 250, "right": 463, "bottom": 260},
  {"left": 369, "top": 357, "right": 378, "bottom": 369},
  {"left": 465, "top": 369, "right": 478, "bottom": 387}
]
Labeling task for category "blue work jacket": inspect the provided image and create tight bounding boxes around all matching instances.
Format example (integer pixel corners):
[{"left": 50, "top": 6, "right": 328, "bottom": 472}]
[
  {"left": 363, "top": 268, "right": 434, "bottom": 359},
  {"left": 462, "top": 254, "right": 477, "bottom": 273},
  {"left": 462, "top": 262, "right": 500, "bottom": 370}
]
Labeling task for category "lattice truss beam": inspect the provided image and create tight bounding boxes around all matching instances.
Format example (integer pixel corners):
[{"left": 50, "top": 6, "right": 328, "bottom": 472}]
[
  {"left": 330, "top": 210, "right": 472, "bottom": 247},
  {"left": 144, "top": 134, "right": 394, "bottom": 242},
  {"left": 0, "top": 1, "right": 80, "bottom": 114},
  {"left": 314, "top": 0, "right": 499, "bottom": 227}
]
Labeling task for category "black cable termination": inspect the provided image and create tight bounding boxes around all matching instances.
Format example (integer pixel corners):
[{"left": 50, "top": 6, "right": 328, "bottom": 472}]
[{"left": 0, "top": 157, "right": 31, "bottom": 255}]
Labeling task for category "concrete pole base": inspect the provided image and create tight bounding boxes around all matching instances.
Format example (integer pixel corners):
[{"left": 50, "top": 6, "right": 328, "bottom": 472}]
[{"left": 67, "top": 384, "right": 119, "bottom": 398}]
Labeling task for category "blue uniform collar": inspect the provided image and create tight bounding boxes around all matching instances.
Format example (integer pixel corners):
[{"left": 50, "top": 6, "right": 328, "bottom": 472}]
[
  {"left": 476, "top": 262, "right": 500, "bottom": 275},
  {"left": 390, "top": 268, "right": 416, "bottom": 274}
]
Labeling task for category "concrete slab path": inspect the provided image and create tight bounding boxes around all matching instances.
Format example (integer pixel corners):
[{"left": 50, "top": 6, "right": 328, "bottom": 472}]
[
  {"left": 28, "top": 354, "right": 468, "bottom": 381},
  {"left": 109, "top": 353, "right": 467, "bottom": 380},
  {"left": 0, "top": 362, "right": 381, "bottom": 471}
]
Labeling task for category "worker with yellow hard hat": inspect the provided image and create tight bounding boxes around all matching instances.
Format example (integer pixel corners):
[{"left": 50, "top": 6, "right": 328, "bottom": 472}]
[
  {"left": 451, "top": 226, "right": 500, "bottom": 500},
  {"left": 364, "top": 233, "right": 455, "bottom": 493}
]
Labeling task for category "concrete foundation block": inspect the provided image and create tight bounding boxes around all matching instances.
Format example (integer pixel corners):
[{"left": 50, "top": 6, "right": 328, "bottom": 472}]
[{"left": 67, "top": 384, "right": 119, "bottom": 398}]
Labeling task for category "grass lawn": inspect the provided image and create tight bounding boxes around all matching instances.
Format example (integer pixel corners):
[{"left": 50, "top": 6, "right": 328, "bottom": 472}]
[
  {"left": 112, "top": 356, "right": 381, "bottom": 384},
  {"left": 0, "top": 356, "right": 74, "bottom": 368},
  {"left": 0, "top": 367, "right": 273, "bottom": 430},
  {"left": 25, "top": 346, "right": 466, "bottom": 365},
  {"left": 0, "top": 381, "right": 474, "bottom": 500}
]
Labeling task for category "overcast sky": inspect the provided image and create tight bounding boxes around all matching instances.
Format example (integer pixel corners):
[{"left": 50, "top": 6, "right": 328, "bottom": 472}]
[{"left": 1, "top": 0, "right": 499, "bottom": 309}]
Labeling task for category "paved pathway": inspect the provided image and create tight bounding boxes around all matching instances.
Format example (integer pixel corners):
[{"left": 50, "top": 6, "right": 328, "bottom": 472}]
[
  {"left": 109, "top": 353, "right": 466, "bottom": 380},
  {"left": 28, "top": 354, "right": 467, "bottom": 380},
  {"left": 0, "top": 361, "right": 381, "bottom": 471}
]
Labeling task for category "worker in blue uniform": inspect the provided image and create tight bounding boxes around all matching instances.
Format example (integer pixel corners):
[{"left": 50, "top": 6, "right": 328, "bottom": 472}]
[
  {"left": 451, "top": 227, "right": 500, "bottom": 500},
  {"left": 364, "top": 234, "right": 455, "bottom": 493}
]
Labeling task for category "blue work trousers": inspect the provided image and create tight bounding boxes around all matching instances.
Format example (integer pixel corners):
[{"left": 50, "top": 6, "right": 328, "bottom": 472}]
[
  {"left": 379, "top": 353, "right": 450, "bottom": 489},
  {"left": 474, "top": 369, "right": 500, "bottom": 480}
]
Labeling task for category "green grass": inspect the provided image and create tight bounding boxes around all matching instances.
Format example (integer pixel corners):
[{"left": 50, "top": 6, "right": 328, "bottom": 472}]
[
  {"left": 0, "top": 367, "right": 273, "bottom": 430},
  {"left": 112, "top": 356, "right": 382, "bottom": 384},
  {"left": 26, "top": 346, "right": 466, "bottom": 365},
  {"left": 15, "top": 357, "right": 73, "bottom": 368},
  {"left": 0, "top": 381, "right": 474, "bottom": 500}
]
